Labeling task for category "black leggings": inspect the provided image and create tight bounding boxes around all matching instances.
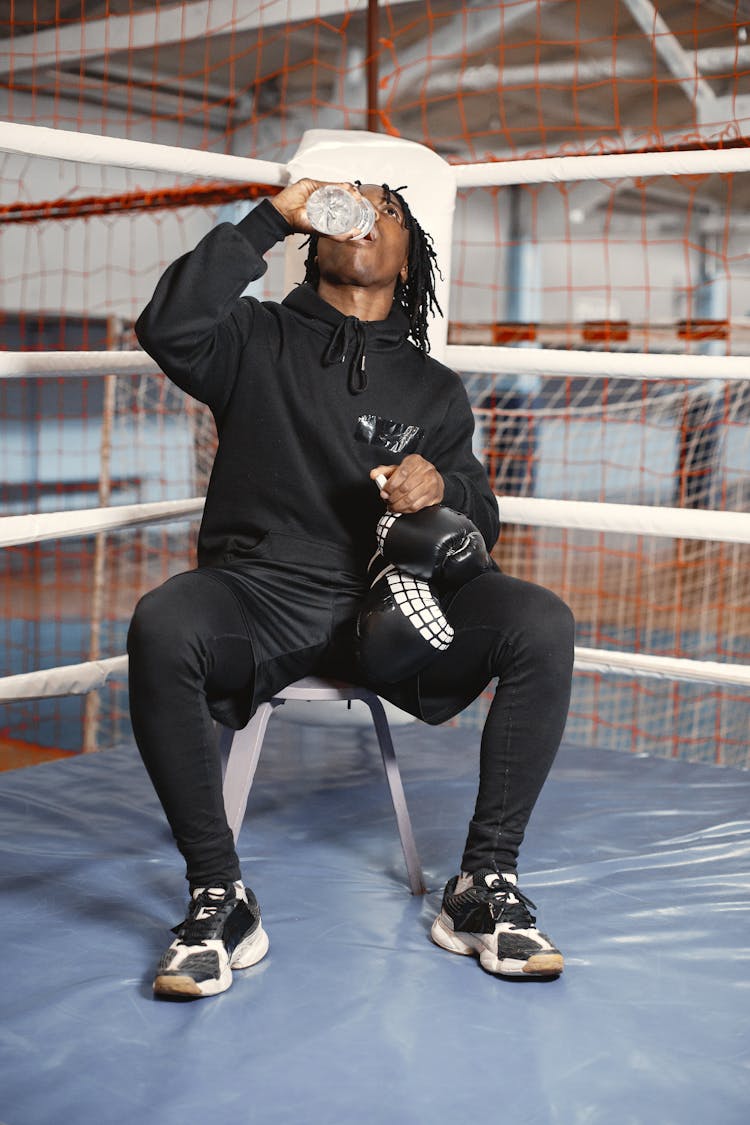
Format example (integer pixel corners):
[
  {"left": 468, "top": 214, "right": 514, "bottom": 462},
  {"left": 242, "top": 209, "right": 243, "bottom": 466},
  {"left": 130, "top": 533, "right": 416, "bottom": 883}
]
[{"left": 127, "top": 567, "right": 574, "bottom": 887}]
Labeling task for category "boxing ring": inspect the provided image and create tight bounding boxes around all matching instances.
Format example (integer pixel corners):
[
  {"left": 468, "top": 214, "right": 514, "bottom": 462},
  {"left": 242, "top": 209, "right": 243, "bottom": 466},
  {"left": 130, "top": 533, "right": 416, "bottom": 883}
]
[{"left": 1, "top": 123, "right": 750, "bottom": 1123}]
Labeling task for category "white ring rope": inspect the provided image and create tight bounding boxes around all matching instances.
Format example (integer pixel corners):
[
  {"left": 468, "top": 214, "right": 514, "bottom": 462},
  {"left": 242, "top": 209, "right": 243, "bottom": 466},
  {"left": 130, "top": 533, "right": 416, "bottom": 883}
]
[
  {"left": 454, "top": 146, "right": 750, "bottom": 187},
  {"left": 2, "top": 124, "right": 748, "bottom": 389},
  {"left": 1, "top": 494, "right": 748, "bottom": 701},
  {"left": 1, "top": 127, "right": 748, "bottom": 709},
  {"left": 2, "top": 346, "right": 747, "bottom": 383},
  {"left": 0, "top": 498, "right": 204, "bottom": 548},
  {"left": 444, "top": 344, "right": 750, "bottom": 382},
  {"left": 2, "top": 496, "right": 749, "bottom": 549},
  {"left": 1, "top": 645, "right": 747, "bottom": 704},
  {"left": 498, "top": 498, "right": 750, "bottom": 545},
  {"left": 0, "top": 656, "right": 128, "bottom": 703},
  {"left": 0, "top": 121, "right": 288, "bottom": 186},
  {"left": 3, "top": 121, "right": 750, "bottom": 189},
  {"left": 0, "top": 352, "right": 159, "bottom": 378},
  {"left": 475, "top": 392, "right": 703, "bottom": 421},
  {"left": 573, "top": 648, "right": 750, "bottom": 689}
]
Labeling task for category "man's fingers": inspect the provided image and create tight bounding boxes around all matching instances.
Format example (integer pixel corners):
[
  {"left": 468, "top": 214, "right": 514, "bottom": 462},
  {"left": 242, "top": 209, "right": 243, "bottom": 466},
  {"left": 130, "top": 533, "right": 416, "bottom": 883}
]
[
  {"left": 381, "top": 457, "right": 420, "bottom": 493},
  {"left": 386, "top": 474, "right": 443, "bottom": 513},
  {"left": 370, "top": 457, "right": 444, "bottom": 512},
  {"left": 388, "top": 486, "right": 435, "bottom": 514},
  {"left": 370, "top": 465, "right": 396, "bottom": 492}
]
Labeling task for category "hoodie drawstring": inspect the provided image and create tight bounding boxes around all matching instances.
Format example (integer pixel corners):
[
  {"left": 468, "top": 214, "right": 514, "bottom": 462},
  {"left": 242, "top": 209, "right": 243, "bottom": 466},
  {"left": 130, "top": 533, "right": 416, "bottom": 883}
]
[{"left": 323, "top": 316, "right": 368, "bottom": 394}]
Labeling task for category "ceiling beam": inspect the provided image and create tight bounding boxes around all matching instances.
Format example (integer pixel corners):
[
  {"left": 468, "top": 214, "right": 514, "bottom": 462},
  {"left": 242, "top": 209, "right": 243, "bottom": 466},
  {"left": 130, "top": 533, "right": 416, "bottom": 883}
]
[
  {"left": 307, "top": 0, "right": 557, "bottom": 133},
  {"left": 439, "top": 113, "right": 750, "bottom": 169},
  {"left": 620, "top": 0, "right": 715, "bottom": 107},
  {"left": 0, "top": 0, "right": 403, "bottom": 80},
  {"left": 409, "top": 46, "right": 750, "bottom": 98},
  {"left": 92, "top": 61, "right": 249, "bottom": 111},
  {"left": 379, "top": 0, "right": 560, "bottom": 106},
  {"left": 25, "top": 39, "right": 749, "bottom": 133},
  {"left": 0, "top": 0, "right": 558, "bottom": 94},
  {"left": 39, "top": 69, "right": 235, "bottom": 132}
]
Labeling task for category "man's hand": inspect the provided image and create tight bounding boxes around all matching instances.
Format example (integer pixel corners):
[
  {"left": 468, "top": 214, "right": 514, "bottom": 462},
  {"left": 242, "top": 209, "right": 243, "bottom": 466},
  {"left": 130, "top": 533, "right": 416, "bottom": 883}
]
[
  {"left": 270, "top": 179, "right": 368, "bottom": 239},
  {"left": 370, "top": 455, "right": 445, "bottom": 513}
]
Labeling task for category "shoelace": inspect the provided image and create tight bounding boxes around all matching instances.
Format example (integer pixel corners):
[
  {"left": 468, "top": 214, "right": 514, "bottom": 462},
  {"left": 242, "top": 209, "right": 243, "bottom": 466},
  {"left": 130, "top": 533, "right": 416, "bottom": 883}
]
[
  {"left": 485, "top": 878, "right": 538, "bottom": 929},
  {"left": 172, "top": 886, "right": 234, "bottom": 945}
]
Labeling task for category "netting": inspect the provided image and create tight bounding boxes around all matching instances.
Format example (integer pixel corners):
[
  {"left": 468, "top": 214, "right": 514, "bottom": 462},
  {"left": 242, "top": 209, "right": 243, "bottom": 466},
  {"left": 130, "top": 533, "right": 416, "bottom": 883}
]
[{"left": 1, "top": 1, "right": 749, "bottom": 766}]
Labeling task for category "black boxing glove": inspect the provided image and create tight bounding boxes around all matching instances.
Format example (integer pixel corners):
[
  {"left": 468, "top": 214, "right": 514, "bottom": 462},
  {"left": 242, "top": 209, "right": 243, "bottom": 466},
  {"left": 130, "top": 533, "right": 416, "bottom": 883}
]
[
  {"left": 375, "top": 505, "right": 492, "bottom": 589},
  {"left": 356, "top": 562, "right": 453, "bottom": 683}
]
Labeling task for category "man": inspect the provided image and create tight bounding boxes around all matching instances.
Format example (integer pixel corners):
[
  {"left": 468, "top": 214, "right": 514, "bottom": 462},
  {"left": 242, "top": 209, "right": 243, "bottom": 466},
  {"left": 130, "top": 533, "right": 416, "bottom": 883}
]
[{"left": 129, "top": 178, "right": 575, "bottom": 999}]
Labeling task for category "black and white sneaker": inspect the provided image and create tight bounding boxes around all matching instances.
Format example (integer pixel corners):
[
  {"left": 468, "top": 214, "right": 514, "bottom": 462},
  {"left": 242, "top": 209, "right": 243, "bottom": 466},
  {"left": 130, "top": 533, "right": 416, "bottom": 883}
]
[
  {"left": 153, "top": 881, "right": 269, "bottom": 999},
  {"left": 431, "top": 869, "right": 563, "bottom": 978}
]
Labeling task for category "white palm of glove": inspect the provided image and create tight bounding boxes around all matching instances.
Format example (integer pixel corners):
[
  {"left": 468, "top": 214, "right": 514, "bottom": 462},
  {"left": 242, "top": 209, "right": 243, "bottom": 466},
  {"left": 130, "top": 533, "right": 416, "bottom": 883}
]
[
  {"left": 376, "top": 510, "right": 402, "bottom": 554},
  {"left": 377, "top": 563, "right": 453, "bottom": 651}
]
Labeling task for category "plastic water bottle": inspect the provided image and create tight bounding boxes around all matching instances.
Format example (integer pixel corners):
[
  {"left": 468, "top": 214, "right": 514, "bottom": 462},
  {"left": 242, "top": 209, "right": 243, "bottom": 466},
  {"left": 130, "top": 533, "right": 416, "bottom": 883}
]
[{"left": 305, "top": 186, "right": 376, "bottom": 239}]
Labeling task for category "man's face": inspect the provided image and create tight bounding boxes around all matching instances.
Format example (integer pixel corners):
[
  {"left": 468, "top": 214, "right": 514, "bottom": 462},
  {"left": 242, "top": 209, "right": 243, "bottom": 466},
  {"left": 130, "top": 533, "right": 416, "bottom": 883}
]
[{"left": 314, "top": 184, "right": 410, "bottom": 295}]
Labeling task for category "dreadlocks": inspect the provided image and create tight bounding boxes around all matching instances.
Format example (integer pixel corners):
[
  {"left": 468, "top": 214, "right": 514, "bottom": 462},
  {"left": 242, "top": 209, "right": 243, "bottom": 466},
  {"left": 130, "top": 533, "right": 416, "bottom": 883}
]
[{"left": 302, "top": 183, "right": 442, "bottom": 355}]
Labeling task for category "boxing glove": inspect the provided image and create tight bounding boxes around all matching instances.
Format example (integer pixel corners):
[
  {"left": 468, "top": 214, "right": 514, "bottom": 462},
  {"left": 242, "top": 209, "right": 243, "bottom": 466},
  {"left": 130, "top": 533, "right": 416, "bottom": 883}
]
[
  {"left": 356, "top": 562, "right": 453, "bottom": 683},
  {"left": 376, "top": 505, "right": 491, "bottom": 589}
]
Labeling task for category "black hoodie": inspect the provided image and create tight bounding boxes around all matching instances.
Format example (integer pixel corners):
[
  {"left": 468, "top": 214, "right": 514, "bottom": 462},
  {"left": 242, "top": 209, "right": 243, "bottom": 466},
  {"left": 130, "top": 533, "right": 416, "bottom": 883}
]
[{"left": 135, "top": 199, "right": 500, "bottom": 583}]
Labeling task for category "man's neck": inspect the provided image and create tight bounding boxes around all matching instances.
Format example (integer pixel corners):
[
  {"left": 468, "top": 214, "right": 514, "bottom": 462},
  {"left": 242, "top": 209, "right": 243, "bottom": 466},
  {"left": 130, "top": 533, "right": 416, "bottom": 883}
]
[{"left": 317, "top": 279, "right": 394, "bottom": 322}]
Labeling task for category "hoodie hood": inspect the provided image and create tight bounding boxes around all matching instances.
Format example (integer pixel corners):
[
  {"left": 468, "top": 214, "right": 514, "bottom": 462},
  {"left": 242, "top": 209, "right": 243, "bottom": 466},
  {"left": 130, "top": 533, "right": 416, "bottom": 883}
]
[{"left": 282, "top": 283, "right": 411, "bottom": 394}]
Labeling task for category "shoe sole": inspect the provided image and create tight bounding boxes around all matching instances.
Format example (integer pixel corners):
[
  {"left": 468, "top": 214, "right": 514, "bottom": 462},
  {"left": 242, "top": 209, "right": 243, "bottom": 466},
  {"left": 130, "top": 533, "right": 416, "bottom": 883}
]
[
  {"left": 430, "top": 914, "right": 564, "bottom": 978},
  {"left": 153, "top": 923, "right": 270, "bottom": 999}
]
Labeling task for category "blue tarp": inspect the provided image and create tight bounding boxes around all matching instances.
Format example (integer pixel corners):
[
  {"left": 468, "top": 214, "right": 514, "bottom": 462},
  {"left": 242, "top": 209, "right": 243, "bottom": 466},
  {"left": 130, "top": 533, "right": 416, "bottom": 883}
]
[{"left": 0, "top": 719, "right": 748, "bottom": 1125}]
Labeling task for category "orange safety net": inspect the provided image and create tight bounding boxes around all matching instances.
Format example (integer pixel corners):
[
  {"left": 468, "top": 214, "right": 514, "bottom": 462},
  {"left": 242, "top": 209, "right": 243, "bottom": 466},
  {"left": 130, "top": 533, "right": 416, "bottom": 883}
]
[{"left": 1, "top": 1, "right": 749, "bottom": 767}]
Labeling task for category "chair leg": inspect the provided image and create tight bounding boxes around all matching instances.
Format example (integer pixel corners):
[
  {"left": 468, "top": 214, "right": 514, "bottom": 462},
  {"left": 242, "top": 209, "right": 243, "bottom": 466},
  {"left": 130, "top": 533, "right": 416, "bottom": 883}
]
[
  {"left": 222, "top": 701, "right": 277, "bottom": 842},
  {"left": 217, "top": 724, "right": 235, "bottom": 782},
  {"left": 363, "top": 694, "right": 426, "bottom": 895}
]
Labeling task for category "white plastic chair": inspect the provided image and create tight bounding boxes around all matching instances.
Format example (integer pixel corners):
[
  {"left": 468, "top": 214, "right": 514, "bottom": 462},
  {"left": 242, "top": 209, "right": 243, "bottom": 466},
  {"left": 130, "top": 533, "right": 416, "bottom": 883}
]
[{"left": 219, "top": 676, "right": 426, "bottom": 895}]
